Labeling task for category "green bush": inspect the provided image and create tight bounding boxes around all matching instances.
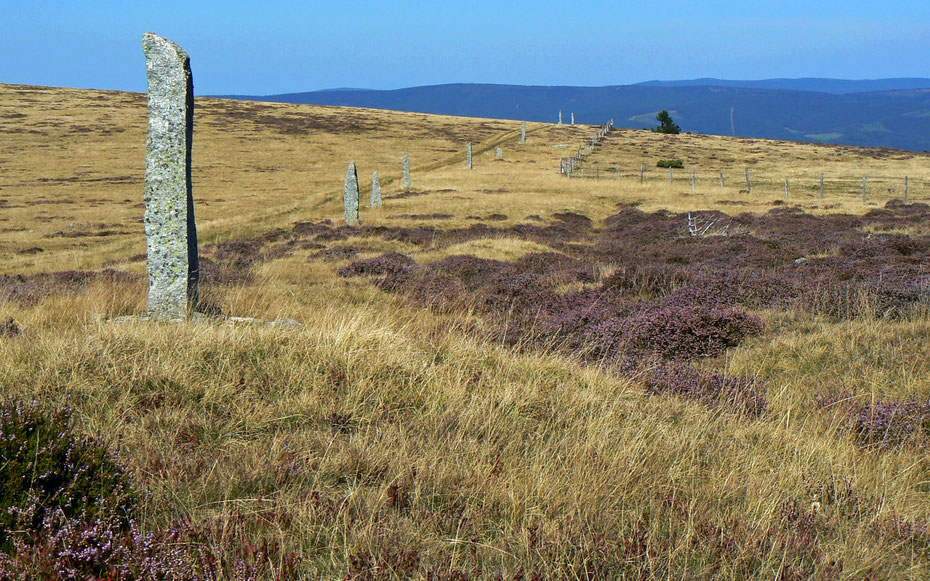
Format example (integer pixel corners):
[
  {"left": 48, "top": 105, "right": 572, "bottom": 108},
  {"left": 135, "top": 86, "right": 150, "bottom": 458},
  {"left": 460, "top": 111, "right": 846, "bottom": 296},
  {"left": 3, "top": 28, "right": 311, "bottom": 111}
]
[{"left": 657, "top": 159, "right": 684, "bottom": 169}]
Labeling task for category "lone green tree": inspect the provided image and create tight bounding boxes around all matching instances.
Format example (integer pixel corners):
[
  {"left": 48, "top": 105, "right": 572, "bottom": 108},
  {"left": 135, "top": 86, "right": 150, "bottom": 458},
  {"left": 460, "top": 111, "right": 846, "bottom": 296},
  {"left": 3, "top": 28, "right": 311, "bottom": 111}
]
[{"left": 655, "top": 110, "right": 680, "bottom": 134}]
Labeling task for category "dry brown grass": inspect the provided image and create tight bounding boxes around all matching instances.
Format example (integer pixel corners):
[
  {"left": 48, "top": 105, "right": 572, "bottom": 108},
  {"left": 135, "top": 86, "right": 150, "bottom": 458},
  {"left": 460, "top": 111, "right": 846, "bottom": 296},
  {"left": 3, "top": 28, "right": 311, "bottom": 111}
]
[{"left": 2, "top": 83, "right": 930, "bottom": 578}]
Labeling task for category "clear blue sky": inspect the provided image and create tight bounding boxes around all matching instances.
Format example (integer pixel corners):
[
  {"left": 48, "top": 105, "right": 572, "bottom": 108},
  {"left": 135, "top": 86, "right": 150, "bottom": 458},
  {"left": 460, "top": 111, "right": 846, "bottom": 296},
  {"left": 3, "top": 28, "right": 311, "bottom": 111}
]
[{"left": 2, "top": 1, "right": 928, "bottom": 95}]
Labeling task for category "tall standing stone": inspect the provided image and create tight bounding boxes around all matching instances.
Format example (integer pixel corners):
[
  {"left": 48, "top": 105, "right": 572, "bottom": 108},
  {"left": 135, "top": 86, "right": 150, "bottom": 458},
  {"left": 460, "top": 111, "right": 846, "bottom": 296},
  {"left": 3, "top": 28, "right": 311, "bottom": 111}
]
[
  {"left": 558, "top": 110, "right": 562, "bottom": 126},
  {"left": 402, "top": 151, "right": 410, "bottom": 191},
  {"left": 571, "top": 112, "right": 575, "bottom": 125},
  {"left": 496, "top": 147, "right": 503, "bottom": 160},
  {"left": 521, "top": 121, "right": 526, "bottom": 144},
  {"left": 142, "top": 32, "right": 198, "bottom": 320},
  {"left": 371, "top": 171, "right": 382, "bottom": 208},
  {"left": 745, "top": 169, "right": 751, "bottom": 194},
  {"left": 466, "top": 142, "right": 473, "bottom": 169},
  {"left": 344, "top": 161, "right": 359, "bottom": 225}
]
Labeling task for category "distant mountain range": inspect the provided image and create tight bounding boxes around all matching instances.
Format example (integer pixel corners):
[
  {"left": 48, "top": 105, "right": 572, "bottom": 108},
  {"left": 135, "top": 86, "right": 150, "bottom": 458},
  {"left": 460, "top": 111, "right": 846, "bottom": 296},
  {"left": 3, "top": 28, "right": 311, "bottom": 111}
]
[{"left": 218, "top": 78, "right": 930, "bottom": 151}]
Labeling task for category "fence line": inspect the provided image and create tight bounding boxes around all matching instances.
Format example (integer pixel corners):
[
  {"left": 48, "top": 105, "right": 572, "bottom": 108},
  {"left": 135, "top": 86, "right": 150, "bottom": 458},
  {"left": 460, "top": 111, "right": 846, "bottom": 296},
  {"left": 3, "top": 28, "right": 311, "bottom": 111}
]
[{"left": 568, "top": 165, "right": 924, "bottom": 201}]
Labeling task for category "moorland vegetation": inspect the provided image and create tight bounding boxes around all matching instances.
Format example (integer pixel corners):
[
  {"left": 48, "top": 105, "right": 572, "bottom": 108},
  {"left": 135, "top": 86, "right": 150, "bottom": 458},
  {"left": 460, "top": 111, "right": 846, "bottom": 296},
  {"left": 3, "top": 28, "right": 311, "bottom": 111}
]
[{"left": 1, "top": 82, "right": 929, "bottom": 578}]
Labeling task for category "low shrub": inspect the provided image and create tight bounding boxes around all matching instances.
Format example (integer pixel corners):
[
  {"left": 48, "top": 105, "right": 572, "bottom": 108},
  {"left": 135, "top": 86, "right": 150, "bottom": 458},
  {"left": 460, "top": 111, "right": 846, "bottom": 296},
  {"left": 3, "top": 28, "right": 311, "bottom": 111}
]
[
  {"left": 656, "top": 159, "right": 684, "bottom": 169},
  {"left": 590, "top": 306, "right": 764, "bottom": 362},
  {"left": 818, "top": 391, "right": 930, "bottom": 448},
  {"left": 0, "top": 399, "right": 135, "bottom": 553}
]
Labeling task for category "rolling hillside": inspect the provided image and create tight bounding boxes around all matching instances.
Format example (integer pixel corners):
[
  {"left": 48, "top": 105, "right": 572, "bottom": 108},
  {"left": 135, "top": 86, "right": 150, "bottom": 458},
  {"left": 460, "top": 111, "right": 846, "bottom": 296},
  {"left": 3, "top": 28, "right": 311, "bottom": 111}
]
[
  {"left": 2, "top": 83, "right": 930, "bottom": 578},
  {"left": 224, "top": 80, "right": 930, "bottom": 151}
]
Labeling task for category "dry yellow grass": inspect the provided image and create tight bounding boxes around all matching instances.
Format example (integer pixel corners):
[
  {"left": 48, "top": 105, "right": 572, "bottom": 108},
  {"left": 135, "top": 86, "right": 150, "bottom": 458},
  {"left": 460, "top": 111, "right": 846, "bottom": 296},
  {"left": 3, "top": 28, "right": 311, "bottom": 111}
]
[{"left": 1, "top": 83, "right": 929, "bottom": 578}]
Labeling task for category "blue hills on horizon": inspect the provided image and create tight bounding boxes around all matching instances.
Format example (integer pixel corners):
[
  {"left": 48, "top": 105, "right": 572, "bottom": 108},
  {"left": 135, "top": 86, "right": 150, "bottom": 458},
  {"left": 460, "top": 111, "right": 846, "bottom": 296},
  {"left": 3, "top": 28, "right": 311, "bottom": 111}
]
[{"left": 218, "top": 78, "right": 930, "bottom": 151}]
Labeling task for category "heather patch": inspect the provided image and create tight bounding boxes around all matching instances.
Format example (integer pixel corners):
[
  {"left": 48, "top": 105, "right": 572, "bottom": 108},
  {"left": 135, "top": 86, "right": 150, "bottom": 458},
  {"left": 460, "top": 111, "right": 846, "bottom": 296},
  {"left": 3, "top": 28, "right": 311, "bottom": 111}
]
[
  {"left": 609, "top": 306, "right": 763, "bottom": 362},
  {"left": 0, "top": 400, "right": 135, "bottom": 553},
  {"left": 818, "top": 391, "right": 930, "bottom": 448},
  {"left": 0, "top": 269, "right": 138, "bottom": 305}
]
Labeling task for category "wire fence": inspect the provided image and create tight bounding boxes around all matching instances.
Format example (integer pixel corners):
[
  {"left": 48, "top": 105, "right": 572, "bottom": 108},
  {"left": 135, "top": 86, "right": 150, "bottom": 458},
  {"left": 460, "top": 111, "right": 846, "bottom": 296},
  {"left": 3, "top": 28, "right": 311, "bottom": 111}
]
[{"left": 568, "top": 166, "right": 926, "bottom": 202}]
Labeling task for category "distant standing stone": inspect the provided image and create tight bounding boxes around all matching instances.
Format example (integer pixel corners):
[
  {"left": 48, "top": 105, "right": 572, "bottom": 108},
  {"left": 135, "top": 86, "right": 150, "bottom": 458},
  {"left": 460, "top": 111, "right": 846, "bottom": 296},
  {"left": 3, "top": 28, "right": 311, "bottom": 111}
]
[
  {"left": 521, "top": 121, "right": 526, "bottom": 144},
  {"left": 142, "top": 32, "right": 198, "bottom": 320},
  {"left": 571, "top": 112, "right": 574, "bottom": 125},
  {"left": 467, "top": 142, "right": 473, "bottom": 169},
  {"left": 558, "top": 110, "right": 562, "bottom": 126},
  {"left": 496, "top": 147, "right": 502, "bottom": 160},
  {"left": 371, "top": 171, "right": 382, "bottom": 208},
  {"left": 344, "top": 161, "right": 359, "bottom": 225},
  {"left": 402, "top": 151, "right": 410, "bottom": 191}
]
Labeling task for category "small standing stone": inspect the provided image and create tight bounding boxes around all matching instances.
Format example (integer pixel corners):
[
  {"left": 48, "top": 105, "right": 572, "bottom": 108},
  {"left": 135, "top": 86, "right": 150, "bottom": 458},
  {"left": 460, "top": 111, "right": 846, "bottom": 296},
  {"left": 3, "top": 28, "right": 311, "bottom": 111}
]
[
  {"left": 640, "top": 165, "right": 644, "bottom": 184},
  {"left": 558, "top": 110, "right": 562, "bottom": 126},
  {"left": 344, "top": 161, "right": 359, "bottom": 225},
  {"left": 720, "top": 172, "right": 725, "bottom": 187},
  {"left": 820, "top": 173, "right": 824, "bottom": 199},
  {"left": 496, "top": 147, "right": 502, "bottom": 160},
  {"left": 745, "top": 169, "right": 752, "bottom": 193},
  {"left": 862, "top": 177, "right": 867, "bottom": 202},
  {"left": 521, "top": 121, "right": 526, "bottom": 144},
  {"left": 571, "top": 112, "right": 575, "bottom": 125},
  {"left": 402, "top": 151, "right": 410, "bottom": 191},
  {"left": 785, "top": 178, "right": 789, "bottom": 199},
  {"left": 371, "top": 171, "right": 382, "bottom": 208},
  {"left": 905, "top": 176, "right": 909, "bottom": 204},
  {"left": 467, "top": 142, "right": 473, "bottom": 169},
  {"left": 142, "top": 32, "right": 198, "bottom": 320}
]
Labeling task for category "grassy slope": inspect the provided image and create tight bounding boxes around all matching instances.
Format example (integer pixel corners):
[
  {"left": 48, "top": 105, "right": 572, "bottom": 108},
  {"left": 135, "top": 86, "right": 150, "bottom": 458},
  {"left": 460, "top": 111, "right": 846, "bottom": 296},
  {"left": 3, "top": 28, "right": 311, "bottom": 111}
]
[{"left": 1, "top": 83, "right": 929, "bottom": 578}]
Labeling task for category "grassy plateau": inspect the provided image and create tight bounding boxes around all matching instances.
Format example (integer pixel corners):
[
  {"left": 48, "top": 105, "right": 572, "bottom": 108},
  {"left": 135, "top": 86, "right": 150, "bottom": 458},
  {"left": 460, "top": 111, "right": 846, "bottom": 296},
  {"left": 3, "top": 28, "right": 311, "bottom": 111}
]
[{"left": 1, "top": 82, "right": 929, "bottom": 579}]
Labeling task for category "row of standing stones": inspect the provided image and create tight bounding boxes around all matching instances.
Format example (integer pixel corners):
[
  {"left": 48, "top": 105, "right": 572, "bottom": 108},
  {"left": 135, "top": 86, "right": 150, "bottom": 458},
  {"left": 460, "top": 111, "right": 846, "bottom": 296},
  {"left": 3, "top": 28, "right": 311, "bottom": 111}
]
[
  {"left": 342, "top": 120, "right": 527, "bottom": 224},
  {"left": 140, "top": 33, "right": 573, "bottom": 321}
]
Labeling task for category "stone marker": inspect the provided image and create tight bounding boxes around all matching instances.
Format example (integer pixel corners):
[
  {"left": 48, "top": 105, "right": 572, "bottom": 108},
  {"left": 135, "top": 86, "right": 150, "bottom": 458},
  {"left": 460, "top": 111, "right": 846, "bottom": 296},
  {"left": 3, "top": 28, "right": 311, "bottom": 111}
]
[
  {"left": 862, "top": 177, "right": 867, "bottom": 202},
  {"left": 691, "top": 168, "right": 695, "bottom": 190},
  {"left": 618, "top": 169, "right": 622, "bottom": 182},
  {"left": 820, "top": 173, "right": 824, "bottom": 199},
  {"left": 785, "top": 178, "right": 789, "bottom": 199},
  {"left": 371, "top": 171, "right": 382, "bottom": 208},
  {"left": 571, "top": 112, "right": 575, "bottom": 125},
  {"left": 558, "top": 110, "right": 562, "bottom": 126},
  {"left": 745, "top": 169, "right": 751, "bottom": 194},
  {"left": 344, "top": 161, "right": 359, "bottom": 225},
  {"left": 142, "top": 32, "right": 198, "bottom": 320},
  {"left": 402, "top": 151, "right": 410, "bottom": 191},
  {"left": 640, "top": 165, "right": 644, "bottom": 184},
  {"left": 905, "top": 176, "right": 909, "bottom": 204},
  {"left": 521, "top": 121, "right": 526, "bottom": 144},
  {"left": 496, "top": 146, "right": 503, "bottom": 160},
  {"left": 669, "top": 168, "right": 673, "bottom": 184},
  {"left": 720, "top": 172, "right": 725, "bottom": 187},
  {"left": 466, "top": 142, "right": 473, "bottom": 169}
]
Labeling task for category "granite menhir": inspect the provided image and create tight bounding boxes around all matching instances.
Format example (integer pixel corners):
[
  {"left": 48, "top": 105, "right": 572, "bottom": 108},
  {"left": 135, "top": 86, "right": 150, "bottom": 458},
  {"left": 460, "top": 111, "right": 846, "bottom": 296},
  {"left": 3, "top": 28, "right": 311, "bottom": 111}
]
[
  {"left": 345, "top": 161, "right": 360, "bottom": 225},
  {"left": 142, "top": 32, "right": 199, "bottom": 320},
  {"left": 402, "top": 151, "right": 410, "bottom": 191},
  {"left": 371, "top": 171, "right": 382, "bottom": 208}
]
